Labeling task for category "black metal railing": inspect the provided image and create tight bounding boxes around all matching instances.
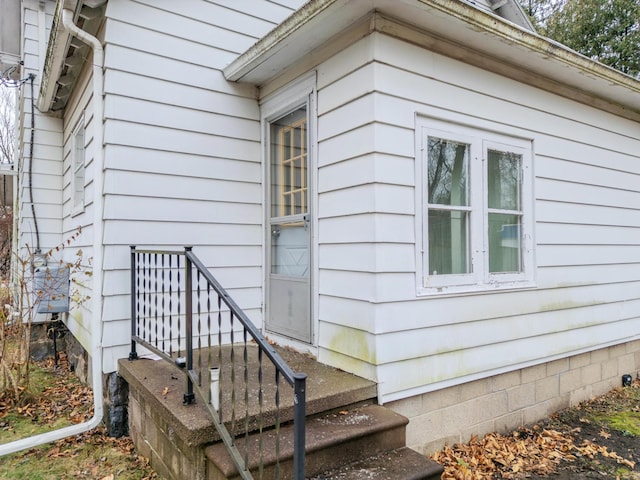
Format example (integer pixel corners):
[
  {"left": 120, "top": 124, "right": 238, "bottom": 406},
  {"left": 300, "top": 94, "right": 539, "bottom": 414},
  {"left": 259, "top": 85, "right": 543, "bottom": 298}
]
[{"left": 129, "top": 246, "right": 307, "bottom": 480}]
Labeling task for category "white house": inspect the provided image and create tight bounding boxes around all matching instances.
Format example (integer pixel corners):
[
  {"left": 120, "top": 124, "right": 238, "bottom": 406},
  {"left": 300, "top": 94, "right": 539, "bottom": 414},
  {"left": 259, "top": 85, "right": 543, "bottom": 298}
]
[{"left": 12, "top": 0, "right": 640, "bottom": 456}]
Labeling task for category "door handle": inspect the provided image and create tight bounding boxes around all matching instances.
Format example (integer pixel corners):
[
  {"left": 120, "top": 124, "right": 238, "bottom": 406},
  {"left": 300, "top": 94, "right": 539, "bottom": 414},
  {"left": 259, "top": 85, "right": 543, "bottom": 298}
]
[{"left": 272, "top": 225, "right": 280, "bottom": 237}]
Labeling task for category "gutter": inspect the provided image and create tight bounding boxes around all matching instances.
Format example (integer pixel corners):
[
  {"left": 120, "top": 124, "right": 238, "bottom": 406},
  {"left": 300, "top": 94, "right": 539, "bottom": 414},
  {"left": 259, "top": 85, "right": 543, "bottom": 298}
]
[{"left": 0, "top": 7, "right": 105, "bottom": 456}]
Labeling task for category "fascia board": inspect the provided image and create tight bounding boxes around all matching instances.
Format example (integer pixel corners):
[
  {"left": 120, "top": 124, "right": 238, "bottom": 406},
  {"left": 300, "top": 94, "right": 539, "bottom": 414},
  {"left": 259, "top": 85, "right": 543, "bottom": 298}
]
[{"left": 223, "top": 0, "right": 640, "bottom": 117}]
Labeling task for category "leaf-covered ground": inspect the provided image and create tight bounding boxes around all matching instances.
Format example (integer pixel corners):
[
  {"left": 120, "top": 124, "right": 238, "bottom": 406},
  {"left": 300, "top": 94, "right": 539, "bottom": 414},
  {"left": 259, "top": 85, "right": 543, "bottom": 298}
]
[
  {"left": 432, "top": 382, "right": 640, "bottom": 479},
  {"left": 4, "top": 354, "right": 640, "bottom": 479},
  {"left": 0, "top": 355, "right": 157, "bottom": 480}
]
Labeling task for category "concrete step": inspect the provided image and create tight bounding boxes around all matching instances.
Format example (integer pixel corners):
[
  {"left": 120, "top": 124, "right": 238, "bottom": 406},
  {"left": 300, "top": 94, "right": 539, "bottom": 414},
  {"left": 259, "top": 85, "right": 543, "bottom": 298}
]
[
  {"left": 118, "top": 345, "right": 377, "bottom": 447},
  {"left": 310, "top": 447, "right": 444, "bottom": 480},
  {"left": 205, "top": 404, "right": 442, "bottom": 480}
]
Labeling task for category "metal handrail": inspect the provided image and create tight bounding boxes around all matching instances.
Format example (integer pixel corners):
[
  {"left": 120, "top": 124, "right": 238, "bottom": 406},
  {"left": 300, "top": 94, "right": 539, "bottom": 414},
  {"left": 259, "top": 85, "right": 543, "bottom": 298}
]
[{"left": 129, "top": 246, "right": 307, "bottom": 479}]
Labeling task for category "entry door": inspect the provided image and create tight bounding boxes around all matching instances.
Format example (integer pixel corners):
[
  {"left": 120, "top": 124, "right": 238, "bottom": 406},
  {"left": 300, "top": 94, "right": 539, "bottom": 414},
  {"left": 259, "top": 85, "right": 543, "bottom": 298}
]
[{"left": 267, "top": 106, "right": 311, "bottom": 343}]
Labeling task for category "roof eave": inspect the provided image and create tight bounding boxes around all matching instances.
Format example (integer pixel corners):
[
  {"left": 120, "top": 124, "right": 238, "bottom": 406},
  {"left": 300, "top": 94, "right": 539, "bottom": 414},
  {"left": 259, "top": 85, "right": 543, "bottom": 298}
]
[
  {"left": 37, "top": 0, "right": 77, "bottom": 112},
  {"left": 37, "top": 0, "right": 106, "bottom": 113},
  {"left": 223, "top": 0, "right": 640, "bottom": 118}
]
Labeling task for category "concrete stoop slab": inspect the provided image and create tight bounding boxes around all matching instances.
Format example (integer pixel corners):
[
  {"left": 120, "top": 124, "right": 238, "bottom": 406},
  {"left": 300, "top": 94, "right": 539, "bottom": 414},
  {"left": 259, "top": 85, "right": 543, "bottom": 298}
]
[
  {"left": 118, "top": 348, "right": 443, "bottom": 480},
  {"left": 118, "top": 345, "right": 377, "bottom": 446}
]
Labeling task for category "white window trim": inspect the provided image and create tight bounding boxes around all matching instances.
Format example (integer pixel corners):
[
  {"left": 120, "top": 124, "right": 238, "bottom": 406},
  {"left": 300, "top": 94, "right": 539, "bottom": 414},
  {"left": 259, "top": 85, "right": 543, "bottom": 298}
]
[
  {"left": 70, "top": 116, "right": 86, "bottom": 215},
  {"left": 415, "top": 115, "right": 535, "bottom": 296}
]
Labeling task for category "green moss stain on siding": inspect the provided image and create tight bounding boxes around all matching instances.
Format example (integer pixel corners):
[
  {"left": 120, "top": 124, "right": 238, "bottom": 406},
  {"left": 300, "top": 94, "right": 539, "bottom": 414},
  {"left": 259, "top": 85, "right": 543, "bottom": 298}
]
[{"left": 328, "top": 327, "right": 376, "bottom": 365}]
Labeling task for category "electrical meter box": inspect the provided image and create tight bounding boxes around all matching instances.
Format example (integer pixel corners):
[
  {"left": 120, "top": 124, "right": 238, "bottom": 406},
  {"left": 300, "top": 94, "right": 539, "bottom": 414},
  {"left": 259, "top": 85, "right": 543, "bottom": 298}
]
[{"left": 34, "top": 265, "right": 70, "bottom": 314}]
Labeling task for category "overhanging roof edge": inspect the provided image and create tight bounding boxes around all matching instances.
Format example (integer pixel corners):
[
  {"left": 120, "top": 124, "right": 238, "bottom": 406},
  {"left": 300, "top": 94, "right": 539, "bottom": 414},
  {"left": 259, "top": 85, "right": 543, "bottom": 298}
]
[
  {"left": 37, "top": 0, "right": 79, "bottom": 113},
  {"left": 223, "top": 0, "right": 340, "bottom": 82},
  {"left": 222, "top": 0, "right": 640, "bottom": 116}
]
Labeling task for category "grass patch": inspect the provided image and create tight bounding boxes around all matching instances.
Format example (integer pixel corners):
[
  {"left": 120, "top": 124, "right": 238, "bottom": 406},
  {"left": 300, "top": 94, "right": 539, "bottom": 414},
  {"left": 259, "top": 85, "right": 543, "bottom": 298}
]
[
  {"left": 0, "top": 357, "right": 92, "bottom": 444},
  {"left": 0, "top": 430, "right": 156, "bottom": 480},
  {"left": 595, "top": 411, "right": 640, "bottom": 437},
  {"left": 578, "top": 382, "right": 640, "bottom": 438},
  {"left": 0, "top": 356, "right": 156, "bottom": 479}
]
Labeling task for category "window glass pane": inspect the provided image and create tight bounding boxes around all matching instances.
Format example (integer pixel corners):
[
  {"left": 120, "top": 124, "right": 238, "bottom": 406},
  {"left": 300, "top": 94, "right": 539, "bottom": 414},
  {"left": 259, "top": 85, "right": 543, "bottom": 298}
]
[
  {"left": 488, "top": 213, "right": 521, "bottom": 273},
  {"left": 488, "top": 150, "right": 520, "bottom": 211},
  {"left": 270, "top": 107, "right": 307, "bottom": 218},
  {"left": 427, "top": 137, "right": 468, "bottom": 206},
  {"left": 428, "top": 209, "right": 469, "bottom": 275}
]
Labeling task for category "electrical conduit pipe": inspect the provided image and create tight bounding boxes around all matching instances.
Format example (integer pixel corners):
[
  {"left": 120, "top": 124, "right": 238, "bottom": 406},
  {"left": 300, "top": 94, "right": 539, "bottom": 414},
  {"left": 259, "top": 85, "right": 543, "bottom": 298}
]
[{"left": 0, "top": 8, "right": 106, "bottom": 456}]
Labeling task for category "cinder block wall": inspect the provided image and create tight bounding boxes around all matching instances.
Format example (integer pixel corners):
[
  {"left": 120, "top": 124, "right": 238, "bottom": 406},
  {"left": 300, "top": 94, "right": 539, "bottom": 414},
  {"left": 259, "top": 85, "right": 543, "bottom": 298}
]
[
  {"left": 389, "top": 341, "right": 640, "bottom": 455},
  {"left": 128, "top": 386, "right": 208, "bottom": 480}
]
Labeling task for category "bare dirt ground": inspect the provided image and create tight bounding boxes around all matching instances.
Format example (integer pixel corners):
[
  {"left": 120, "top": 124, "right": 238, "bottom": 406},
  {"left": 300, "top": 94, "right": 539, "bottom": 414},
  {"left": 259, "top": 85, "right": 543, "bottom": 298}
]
[{"left": 432, "top": 382, "right": 640, "bottom": 479}]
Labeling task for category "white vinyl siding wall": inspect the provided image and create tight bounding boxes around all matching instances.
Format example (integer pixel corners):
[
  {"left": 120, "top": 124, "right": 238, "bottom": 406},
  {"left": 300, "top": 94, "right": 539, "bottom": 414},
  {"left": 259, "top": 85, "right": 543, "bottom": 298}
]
[
  {"left": 18, "top": 0, "right": 63, "bottom": 260},
  {"left": 313, "top": 31, "right": 640, "bottom": 401},
  {"left": 60, "top": 62, "right": 94, "bottom": 352},
  {"left": 99, "top": 0, "right": 304, "bottom": 371}
]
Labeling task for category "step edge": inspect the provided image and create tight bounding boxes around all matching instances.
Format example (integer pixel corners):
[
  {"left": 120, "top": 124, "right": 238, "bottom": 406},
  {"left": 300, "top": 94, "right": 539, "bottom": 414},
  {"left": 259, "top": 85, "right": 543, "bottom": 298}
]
[{"left": 206, "top": 404, "right": 410, "bottom": 476}]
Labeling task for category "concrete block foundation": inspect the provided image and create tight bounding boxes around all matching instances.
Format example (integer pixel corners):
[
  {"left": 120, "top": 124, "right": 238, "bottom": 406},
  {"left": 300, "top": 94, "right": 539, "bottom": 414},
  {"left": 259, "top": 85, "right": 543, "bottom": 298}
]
[{"left": 389, "top": 341, "right": 640, "bottom": 455}]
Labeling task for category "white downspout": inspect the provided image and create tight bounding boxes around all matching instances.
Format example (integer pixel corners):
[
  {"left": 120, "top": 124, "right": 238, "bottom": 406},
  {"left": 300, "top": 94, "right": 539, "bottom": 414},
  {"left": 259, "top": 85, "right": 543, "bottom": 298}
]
[{"left": 0, "top": 8, "right": 105, "bottom": 456}]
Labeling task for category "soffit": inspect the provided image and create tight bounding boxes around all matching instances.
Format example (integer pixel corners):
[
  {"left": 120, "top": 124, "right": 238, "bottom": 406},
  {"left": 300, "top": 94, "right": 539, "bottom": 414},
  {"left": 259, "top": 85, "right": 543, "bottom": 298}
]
[
  {"left": 38, "top": 0, "right": 106, "bottom": 113},
  {"left": 223, "top": 0, "right": 640, "bottom": 120}
]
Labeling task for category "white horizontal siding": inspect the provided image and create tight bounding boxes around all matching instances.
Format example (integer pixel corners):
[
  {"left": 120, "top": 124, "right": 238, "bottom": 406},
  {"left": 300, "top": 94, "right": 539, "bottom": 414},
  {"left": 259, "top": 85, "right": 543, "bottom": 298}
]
[
  {"left": 103, "top": 119, "right": 260, "bottom": 160},
  {"left": 53, "top": 50, "right": 97, "bottom": 355},
  {"left": 318, "top": 295, "right": 377, "bottom": 332},
  {"left": 102, "top": 245, "right": 262, "bottom": 270},
  {"left": 320, "top": 184, "right": 414, "bottom": 218},
  {"left": 537, "top": 178, "right": 640, "bottom": 209},
  {"left": 104, "top": 145, "right": 261, "bottom": 181},
  {"left": 104, "top": 221, "right": 262, "bottom": 246},
  {"left": 103, "top": 45, "right": 254, "bottom": 97},
  {"left": 537, "top": 200, "right": 640, "bottom": 227},
  {"left": 104, "top": 196, "right": 261, "bottom": 224},
  {"left": 67, "top": 0, "right": 304, "bottom": 372},
  {"left": 104, "top": 96, "right": 259, "bottom": 141},
  {"left": 376, "top": 315, "right": 640, "bottom": 398},
  {"left": 319, "top": 213, "right": 414, "bottom": 244},
  {"left": 103, "top": 170, "right": 260, "bottom": 203},
  {"left": 318, "top": 153, "right": 414, "bottom": 193},
  {"left": 537, "top": 157, "right": 640, "bottom": 191},
  {"left": 537, "top": 245, "right": 640, "bottom": 266},
  {"left": 312, "top": 31, "right": 640, "bottom": 399},
  {"left": 210, "top": 0, "right": 296, "bottom": 25},
  {"left": 17, "top": 1, "right": 63, "bottom": 261},
  {"left": 537, "top": 264, "right": 640, "bottom": 288},
  {"left": 103, "top": 71, "right": 259, "bottom": 120},
  {"left": 105, "top": 21, "right": 237, "bottom": 69}
]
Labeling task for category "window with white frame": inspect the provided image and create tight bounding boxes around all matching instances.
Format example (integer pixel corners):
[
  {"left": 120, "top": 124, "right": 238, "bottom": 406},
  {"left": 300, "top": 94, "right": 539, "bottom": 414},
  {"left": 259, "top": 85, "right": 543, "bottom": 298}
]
[
  {"left": 417, "top": 117, "right": 534, "bottom": 293},
  {"left": 71, "top": 118, "right": 85, "bottom": 211}
]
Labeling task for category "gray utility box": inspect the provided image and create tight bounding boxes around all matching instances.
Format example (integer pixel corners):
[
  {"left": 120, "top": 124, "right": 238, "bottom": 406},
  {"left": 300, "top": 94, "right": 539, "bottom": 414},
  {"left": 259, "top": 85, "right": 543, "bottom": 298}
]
[{"left": 34, "top": 265, "right": 70, "bottom": 314}]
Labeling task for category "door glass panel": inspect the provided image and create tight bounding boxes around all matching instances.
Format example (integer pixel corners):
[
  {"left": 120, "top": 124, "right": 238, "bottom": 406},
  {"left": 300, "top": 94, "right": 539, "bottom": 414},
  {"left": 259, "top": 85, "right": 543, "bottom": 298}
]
[
  {"left": 271, "top": 222, "right": 308, "bottom": 277},
  {"left": 270, "top": 106, "right": 308, "bottom": 278},
  {"left": 271, "top": 107, "right": 307, "bottom": 218}
]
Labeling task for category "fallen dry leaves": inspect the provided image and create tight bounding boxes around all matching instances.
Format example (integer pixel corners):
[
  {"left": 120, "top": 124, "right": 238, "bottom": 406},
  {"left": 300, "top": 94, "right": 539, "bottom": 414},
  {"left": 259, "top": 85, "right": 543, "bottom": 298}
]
[
  {"left": 431, "top": 425, "right": 635, "bottom": 479},
  {"left": 0, "top": 355, "right": 93, "bottom": 428},
  {"left": 1, "top": 354, "right": 158, "bottom": 479}
]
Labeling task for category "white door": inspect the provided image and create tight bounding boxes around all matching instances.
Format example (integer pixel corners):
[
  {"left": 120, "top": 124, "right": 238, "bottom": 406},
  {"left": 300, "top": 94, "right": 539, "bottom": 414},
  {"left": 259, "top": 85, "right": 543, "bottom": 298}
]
[{"left": 267, "top": 106, "right": 311, "bottom": 342}]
